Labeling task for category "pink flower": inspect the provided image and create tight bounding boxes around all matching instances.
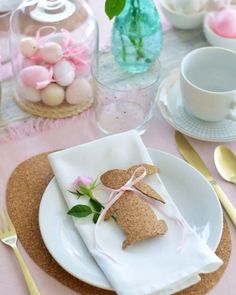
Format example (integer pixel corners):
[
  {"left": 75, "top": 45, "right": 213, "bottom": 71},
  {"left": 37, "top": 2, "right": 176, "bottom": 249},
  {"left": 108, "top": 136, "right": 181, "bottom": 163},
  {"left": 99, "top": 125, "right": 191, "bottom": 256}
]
[{"left": 73, "top": 176, "right": 93, "bottom": 189}]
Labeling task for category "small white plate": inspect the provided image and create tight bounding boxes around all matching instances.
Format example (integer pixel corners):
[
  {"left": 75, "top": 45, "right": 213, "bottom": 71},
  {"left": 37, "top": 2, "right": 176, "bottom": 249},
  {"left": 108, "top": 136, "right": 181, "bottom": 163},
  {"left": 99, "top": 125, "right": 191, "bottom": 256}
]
[
  {"left": 39, "top": 148, "right": 223, "bottom": 290},
  {"left": 157, "top": 69, "right": 236, "bottom": 142}
]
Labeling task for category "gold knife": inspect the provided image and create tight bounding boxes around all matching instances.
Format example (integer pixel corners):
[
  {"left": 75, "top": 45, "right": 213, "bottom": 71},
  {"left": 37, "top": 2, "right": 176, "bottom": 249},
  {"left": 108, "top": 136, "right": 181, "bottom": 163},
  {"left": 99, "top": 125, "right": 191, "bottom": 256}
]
[{"left": 175, "top": 131, "right": 236, "bottom": 227}]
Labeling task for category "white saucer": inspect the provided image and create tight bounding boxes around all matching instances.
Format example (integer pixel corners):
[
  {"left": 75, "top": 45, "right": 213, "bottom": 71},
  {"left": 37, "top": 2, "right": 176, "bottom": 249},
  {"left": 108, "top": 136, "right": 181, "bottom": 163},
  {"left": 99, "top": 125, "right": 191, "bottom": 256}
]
[{"left": 157, "top": 69, "right": 236, "bottom": 142}]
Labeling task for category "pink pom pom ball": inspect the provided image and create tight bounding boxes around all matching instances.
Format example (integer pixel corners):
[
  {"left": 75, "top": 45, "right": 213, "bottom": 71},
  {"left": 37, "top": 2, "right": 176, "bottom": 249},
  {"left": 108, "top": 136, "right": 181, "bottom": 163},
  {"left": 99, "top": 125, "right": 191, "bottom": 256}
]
[
  {"left": 210, "top": 8, "right": 236, "bottom": 38},
  {"left": 20, "top": 65, "right": 51, "bottom": 89}
]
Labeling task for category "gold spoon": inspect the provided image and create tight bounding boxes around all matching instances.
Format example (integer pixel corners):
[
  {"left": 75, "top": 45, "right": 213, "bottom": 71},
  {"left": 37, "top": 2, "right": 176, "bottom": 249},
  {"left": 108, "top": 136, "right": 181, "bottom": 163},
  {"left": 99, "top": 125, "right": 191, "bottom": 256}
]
[{"left": 214, "top": 146, "right": 236, "bottom": 184}]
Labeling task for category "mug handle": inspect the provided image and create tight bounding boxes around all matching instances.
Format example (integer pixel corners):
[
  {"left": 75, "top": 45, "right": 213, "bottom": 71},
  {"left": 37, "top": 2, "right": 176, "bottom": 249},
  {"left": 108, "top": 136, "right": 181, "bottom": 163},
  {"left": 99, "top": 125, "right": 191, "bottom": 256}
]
[{"left": 227, "top": 101, "right": 236, "bottom": 121}]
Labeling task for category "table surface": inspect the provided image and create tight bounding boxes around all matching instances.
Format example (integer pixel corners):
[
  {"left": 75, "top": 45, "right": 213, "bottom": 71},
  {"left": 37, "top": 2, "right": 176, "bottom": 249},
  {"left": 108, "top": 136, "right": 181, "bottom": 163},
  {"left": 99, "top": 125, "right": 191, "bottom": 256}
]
[{"left": 0, "top": 1, "right": 236, "bottom": 295}]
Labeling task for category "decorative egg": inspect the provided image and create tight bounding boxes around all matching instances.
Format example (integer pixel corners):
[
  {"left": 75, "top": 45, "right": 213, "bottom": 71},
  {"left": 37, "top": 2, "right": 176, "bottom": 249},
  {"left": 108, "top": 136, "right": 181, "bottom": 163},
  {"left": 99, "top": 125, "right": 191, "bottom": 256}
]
[
  {"left": 40, "top": 42, "right": 63, "bottom": 64},
  {"left": 65, "top": 77, "right": 92, "bottom": 105},
  {"left": 20, "top": 66, "right": 51, "bottom": 89},
  {"left": 41, "top": 83, "right": 65, "bottom": 106},
  {"left": 20, "top": 37, "right": 39, "bottom": 58},
  {"left": 18, "top": 82, "right": 41, "bottom": 102},
  {"left": 210, "top": 8, "right": 236, "bottom": 38},
  {"left": 53, "top": 60, "right": 75, "bottom": 87}
]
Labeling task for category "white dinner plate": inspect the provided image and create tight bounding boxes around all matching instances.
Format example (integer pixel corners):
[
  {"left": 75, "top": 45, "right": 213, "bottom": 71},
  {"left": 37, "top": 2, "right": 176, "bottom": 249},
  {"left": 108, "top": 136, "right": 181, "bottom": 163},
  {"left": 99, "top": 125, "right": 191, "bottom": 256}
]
[{"left": 39, "top": 148, "right": 223, "bottom": 290}]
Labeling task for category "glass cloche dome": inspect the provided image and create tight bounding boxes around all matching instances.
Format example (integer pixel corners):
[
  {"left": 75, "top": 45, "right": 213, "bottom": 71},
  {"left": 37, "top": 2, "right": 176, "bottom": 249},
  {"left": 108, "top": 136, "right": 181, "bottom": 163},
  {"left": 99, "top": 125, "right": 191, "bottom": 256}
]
[{"left": 10, "top": 0, "right": 98, "bottom": 118}]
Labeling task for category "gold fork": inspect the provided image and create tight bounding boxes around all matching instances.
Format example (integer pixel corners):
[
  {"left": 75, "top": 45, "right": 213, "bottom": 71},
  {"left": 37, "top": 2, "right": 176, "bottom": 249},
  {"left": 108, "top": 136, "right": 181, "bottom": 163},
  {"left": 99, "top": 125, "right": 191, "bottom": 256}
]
[{"left": 0, "top": 209, "right": 40, "bottom": 295}]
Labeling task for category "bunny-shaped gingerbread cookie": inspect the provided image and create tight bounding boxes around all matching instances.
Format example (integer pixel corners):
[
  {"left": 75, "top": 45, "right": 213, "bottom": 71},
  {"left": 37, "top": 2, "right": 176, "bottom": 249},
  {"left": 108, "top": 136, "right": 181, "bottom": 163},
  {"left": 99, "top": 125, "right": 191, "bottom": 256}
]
[{"left": 101, "top": 164, "right": 168, "bottom": 249}]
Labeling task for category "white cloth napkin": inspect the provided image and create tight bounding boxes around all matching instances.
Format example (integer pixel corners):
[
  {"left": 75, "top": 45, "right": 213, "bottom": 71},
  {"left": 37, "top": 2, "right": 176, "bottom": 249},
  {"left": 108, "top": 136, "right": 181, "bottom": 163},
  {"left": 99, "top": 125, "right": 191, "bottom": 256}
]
[{"left": 48, "top": 130, "right": 222, "bottom": 295}]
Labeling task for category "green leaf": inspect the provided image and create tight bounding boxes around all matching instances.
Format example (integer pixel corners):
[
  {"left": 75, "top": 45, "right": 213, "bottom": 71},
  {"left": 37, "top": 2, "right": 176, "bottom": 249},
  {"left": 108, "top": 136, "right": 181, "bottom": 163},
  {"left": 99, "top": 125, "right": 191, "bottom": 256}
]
[
  {"left": 105, "top": 0, "right": 126, "bottom": 19},
  {"left": 93, "top": 213, "right": 100, "bottom": 224},
  {"left": 89, "top": 199, "right": 103, "bottom": 212},
  {"left": 67, "top": 205, "right": 92, "bottom": 218}
]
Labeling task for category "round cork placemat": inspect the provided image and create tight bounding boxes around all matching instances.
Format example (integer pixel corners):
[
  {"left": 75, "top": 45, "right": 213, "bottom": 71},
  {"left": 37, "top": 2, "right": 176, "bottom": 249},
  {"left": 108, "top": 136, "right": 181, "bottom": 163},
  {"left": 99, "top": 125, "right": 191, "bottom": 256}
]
[
  {"left": 13, "top": 92, "right": 93, "bottom": 119},
  {"left": 6, "top": 152, "right": 231, "bottom": 295}
]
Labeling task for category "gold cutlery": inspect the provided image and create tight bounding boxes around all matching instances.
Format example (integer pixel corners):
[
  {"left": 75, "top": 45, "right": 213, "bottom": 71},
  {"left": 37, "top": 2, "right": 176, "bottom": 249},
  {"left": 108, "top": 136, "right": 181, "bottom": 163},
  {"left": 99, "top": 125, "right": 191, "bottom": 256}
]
[
  {"left": 175, "top": 131, "right": 236, "bottom": 227},
  {"left": 214, "top": 146, "right": 236, "bottom": 184},
  {"left": 0, "top": 209, "right": 40, "bottom": 295}
]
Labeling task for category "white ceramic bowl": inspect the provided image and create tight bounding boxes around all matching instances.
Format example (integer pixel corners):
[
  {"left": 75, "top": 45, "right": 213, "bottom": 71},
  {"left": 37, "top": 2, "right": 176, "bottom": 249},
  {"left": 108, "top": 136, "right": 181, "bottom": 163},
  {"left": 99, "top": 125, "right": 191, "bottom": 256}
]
[
  {"left": 203, "top": 13, "right": 236, "bottom": 51},
  {"left": 159, "top": 0, "right": 205, "bottom": 30}
]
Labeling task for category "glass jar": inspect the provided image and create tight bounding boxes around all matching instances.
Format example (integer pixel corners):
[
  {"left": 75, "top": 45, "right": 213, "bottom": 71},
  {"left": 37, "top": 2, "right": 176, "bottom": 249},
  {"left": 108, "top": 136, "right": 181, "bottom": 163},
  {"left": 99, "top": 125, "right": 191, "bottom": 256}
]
[
  {"left": 111, "top": 0, "right": 163, "bottom": 73},
  {"left": 92, "top": 51, "right": 161, "bottom": 135},
  {"left": 10, "top": 0, "right": 98, "bottom": 117}
]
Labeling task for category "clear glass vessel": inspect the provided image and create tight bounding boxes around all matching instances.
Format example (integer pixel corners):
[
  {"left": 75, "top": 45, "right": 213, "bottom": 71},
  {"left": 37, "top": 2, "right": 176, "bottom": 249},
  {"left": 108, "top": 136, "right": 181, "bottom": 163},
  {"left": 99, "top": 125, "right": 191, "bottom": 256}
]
[
  {"left": 9, "top": 0, "right": 98, "bottom": 114},
  {"left": 92, "top": 51, "right": 161, "bottom": 135},
  {"left": 111, "top": 0, "right": 163, "bottom": 73}
]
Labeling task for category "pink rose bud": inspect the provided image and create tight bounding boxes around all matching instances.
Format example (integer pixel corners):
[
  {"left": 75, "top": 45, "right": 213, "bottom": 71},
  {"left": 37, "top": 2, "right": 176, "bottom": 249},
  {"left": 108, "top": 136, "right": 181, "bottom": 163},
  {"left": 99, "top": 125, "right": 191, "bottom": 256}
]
[{"left": 73, "top": 176, "right": 93, "bottom": 188}]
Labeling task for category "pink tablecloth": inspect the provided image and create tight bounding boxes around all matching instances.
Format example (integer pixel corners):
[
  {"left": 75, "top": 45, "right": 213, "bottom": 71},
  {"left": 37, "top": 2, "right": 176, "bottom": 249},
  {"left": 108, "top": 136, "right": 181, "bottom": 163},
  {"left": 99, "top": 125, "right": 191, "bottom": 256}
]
[
  {"left": 0, "top": 112, "right": 236, "bottom": 295},
  {"left": 0, "top": 1, "right": 235, "bottom": 295}
]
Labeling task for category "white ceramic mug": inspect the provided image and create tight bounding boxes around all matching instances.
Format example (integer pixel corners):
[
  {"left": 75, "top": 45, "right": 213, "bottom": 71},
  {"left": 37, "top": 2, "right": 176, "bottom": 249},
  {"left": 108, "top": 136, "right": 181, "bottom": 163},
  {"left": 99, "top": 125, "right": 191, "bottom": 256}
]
[{"left": 180, "top": 47, "right": 236, "bottom": 122}]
